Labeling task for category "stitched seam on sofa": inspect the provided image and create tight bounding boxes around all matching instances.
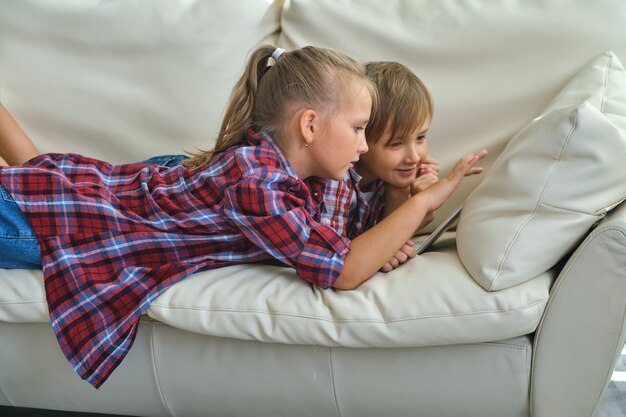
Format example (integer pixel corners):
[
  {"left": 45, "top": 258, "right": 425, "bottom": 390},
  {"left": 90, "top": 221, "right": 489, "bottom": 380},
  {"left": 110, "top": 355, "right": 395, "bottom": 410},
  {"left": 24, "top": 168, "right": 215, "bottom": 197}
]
[
  {"left": 147, "top": 319, "right": 174, "bottom": 417},
  {"left": 148, "top": 299, "right": 548, "bottom": 324},
  {"left": 492, "top": 103, "right": 583, "bottom": 285},
  {"left": 328, "top": 348, "right": 342, "bottom": 417},
  {"left": 456, "top": 343, "right": 527, "bottom": 351},
  {"left": 538, "top": 226, "right": 625, "bottom": 308},
  {"left": 549, "top": 222, "right": 626, "bottom": 414},
  {"left": 533, "top": 223, "right": 626, "bottom": 358},
  {"left": 539, "top": 201, "right": 606, "bottom": 217},
  {"left": 0, "top": 300, "right": 46, "bottom": 305},
  {"left": 591, "top": 298, "right": 626, "bottom": 413},
  {"left": 591, "top": 224, "right": 626, "bottom": 239}
]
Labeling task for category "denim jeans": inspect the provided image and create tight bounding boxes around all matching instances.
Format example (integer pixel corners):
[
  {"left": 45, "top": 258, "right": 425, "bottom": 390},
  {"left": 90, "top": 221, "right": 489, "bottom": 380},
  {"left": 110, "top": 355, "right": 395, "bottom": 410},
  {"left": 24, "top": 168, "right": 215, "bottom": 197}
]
[
  {"left": 140, "top": 154, "right": 187, "bottom": 168},
  {"left": 0, "top": 184, "right": 42, "bottom": 268},
  {"left": 0, "top": 155, "right": 187, "bottom": 269}
]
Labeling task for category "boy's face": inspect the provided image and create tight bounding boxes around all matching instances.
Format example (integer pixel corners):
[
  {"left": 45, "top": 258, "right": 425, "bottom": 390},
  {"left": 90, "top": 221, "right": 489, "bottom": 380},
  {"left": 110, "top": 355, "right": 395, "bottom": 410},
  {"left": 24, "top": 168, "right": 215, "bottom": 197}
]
[{"left": 357, "top": 119, "right": 430, "bottom": 188}]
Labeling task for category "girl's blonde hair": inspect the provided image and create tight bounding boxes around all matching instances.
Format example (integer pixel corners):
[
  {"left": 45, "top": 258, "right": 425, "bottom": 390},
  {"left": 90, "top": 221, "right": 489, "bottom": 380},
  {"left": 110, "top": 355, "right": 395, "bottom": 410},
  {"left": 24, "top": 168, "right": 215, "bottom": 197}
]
[
  {"left": 184, "top": 45, "right": 377, "bottom": 169},
  {"left": 364, "top": 61, "right": 433, "bottom": 145}
]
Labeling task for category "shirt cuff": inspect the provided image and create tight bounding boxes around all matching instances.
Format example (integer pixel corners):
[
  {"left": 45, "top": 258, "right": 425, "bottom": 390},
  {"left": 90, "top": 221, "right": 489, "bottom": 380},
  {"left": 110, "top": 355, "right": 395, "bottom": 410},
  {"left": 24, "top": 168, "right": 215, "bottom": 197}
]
[{"left": 296, "top": 224, "right": 350, "bottom": 289}]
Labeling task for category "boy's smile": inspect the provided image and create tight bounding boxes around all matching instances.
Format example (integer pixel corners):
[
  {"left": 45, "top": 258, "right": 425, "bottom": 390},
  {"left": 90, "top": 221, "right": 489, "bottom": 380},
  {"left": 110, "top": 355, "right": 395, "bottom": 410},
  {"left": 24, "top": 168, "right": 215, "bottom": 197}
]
[{"left": 357, "top": 120, "right": 430, "bottom": 189}]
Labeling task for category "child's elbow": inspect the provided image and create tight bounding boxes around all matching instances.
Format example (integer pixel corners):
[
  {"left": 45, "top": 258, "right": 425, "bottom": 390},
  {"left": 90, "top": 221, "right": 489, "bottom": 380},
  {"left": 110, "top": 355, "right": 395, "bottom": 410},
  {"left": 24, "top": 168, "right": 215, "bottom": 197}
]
[{"left": 332, "top": 275, "right": 361, "bottom": 291}]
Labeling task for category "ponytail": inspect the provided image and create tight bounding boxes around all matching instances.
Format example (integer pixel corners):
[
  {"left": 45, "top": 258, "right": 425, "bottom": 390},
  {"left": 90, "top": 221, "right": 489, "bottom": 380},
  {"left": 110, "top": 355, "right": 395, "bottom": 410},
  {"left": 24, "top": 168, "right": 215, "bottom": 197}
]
[
  {"left": 184, "top": 45, "right": 274, "bottom": 169},
  {"left": 184, "top": 44, "right": 376, "bottom": 169}
]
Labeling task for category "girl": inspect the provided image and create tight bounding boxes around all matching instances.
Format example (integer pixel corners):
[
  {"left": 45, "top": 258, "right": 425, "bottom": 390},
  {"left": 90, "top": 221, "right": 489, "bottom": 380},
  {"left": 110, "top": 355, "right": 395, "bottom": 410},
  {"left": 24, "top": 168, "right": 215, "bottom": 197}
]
[{"left": 0, "top": 45, "right": 485, "bottom": 387}]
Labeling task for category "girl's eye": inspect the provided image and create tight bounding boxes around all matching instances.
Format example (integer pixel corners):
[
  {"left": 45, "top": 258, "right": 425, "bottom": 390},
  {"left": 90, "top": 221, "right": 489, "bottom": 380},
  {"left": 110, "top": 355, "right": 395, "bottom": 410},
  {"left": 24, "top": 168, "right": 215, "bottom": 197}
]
[
  {"left": 354, "top": 126, "right": 365, "bottom": 133},
  {"left": 387, "top": 142, "right": 403, "bottom": 148},
  {"left": 416, "top": 135, "right": 427, "bottom": 142}
]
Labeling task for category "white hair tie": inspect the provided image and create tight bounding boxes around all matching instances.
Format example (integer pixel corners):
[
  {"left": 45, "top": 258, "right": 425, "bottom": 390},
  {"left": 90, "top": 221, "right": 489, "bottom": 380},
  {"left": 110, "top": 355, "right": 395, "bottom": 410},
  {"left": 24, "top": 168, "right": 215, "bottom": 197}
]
[{"left": 272, "top": 47, "right": 286, "bottom": 61}]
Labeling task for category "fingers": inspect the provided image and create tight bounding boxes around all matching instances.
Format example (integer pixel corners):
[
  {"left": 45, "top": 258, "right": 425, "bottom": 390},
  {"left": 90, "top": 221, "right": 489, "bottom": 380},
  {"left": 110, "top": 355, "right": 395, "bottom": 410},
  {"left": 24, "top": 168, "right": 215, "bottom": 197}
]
[
  {"left": 381, "top": 262, "right": 393, "bottom": 273},
  {"left": 419, "top": 164, "right": 439, "bottom": 177},
  {"left": 411, "top": 172, "right": 438, "bottom": 195},
  {"left": 420, "top": 155, "right": 440, "bottom": 176},
  {"left": 474, "top": 149, "right": 488, "bottom": 160},
  {"left": 465, "top": 166, "right": 484, "bottom": 176},
  {"left": 380, "top": 241, "right": 417, "bottom": 272},
  {"left": 400, "top": 242, "right": 417, "bottom": 258},
  {"left": 449, "top": 149, "right": 489, "bottom": 181}
]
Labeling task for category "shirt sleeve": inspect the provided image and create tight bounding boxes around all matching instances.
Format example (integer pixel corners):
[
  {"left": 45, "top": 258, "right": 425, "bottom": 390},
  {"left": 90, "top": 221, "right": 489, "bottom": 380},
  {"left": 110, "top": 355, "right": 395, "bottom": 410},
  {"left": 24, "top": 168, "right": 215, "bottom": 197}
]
[{"left": 222, "top": 170, "right": 350, "bottom": 289}]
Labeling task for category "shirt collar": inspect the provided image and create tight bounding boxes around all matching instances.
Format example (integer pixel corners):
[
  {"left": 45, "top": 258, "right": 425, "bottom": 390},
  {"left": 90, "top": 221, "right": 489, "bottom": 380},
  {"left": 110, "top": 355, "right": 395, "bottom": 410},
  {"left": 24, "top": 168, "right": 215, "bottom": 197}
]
[
  {"left": 249, "top": 129, "right": 300, "bottom": 180},
  {"left": 347, "top": 168, "right": 385, "bottom": 194}
]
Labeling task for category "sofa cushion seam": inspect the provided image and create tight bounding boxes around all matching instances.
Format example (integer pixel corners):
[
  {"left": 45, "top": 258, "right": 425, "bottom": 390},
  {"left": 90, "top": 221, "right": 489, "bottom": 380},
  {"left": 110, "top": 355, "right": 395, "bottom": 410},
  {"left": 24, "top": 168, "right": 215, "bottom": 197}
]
[
  {"left": 147, "top": 320, "right": 174, "bottom": 417},
  {"left": 148, "top": 300, "right": 547, "bottom": 324},
  {"left": 329, "top": 348, "right": 341, "bottom": 417}
]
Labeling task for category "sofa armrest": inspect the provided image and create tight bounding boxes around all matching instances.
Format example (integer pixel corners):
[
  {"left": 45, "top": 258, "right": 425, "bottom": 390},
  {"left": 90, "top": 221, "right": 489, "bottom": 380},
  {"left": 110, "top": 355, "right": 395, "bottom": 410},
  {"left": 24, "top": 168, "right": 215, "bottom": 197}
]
[{"left": 530, "top": 201, "right": 626, "bottom": 417}]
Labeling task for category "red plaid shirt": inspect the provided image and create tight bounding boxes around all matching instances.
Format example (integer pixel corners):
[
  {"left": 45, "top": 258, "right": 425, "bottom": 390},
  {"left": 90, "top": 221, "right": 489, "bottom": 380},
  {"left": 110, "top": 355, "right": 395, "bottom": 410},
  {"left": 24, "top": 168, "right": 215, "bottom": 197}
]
[
  {"left": 0, "top": 130, "right": 350, "bottom": 388},
  {"left": 317, "top": 170, "right": 386, "bottom": 239}
]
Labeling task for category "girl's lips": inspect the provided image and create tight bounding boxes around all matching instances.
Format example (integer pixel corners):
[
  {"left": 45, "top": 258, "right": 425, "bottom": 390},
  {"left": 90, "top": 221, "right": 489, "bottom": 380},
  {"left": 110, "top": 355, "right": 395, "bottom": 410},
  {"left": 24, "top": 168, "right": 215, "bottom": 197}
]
[{"left": 395, "top": 167, "right": 417, "bottom": 177}]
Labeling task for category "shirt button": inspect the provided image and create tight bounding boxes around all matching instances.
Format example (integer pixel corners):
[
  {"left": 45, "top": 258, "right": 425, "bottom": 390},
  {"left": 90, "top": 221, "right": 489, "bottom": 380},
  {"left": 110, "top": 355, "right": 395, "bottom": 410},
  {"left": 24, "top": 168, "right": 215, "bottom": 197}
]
[
  {"left": 321, "top": 218, "right": 330, "bottom": 226},
  {"left": 356, "top": 222, "right": 362, "bottom": 229}
]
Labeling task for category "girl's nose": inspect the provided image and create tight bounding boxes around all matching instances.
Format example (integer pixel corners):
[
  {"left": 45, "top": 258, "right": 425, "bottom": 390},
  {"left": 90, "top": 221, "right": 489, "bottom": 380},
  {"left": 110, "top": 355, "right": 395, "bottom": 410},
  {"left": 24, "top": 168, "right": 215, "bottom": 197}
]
[
  {"left": 406, "top": 143, "right": 420, "bottom": 163},
  {"left": 358, "top": 136, "right": 369, "bottom": 154}
]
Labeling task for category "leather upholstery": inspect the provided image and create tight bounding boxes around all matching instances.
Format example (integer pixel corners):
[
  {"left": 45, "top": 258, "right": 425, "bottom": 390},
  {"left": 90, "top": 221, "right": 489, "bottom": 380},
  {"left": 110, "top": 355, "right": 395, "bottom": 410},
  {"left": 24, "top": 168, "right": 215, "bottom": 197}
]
[{"left": 1, "top": 1, "right": 625, "bottom": 416}]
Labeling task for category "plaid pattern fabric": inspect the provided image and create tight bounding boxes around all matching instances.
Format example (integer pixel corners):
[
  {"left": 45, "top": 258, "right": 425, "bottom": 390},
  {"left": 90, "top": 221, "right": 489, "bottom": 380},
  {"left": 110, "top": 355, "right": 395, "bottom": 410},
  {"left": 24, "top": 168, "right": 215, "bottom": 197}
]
[
  {"left": 0, "top": 130, "right": 349, "bottom": 388},
  {"left": 319, "top": 170, "right": 386, "bottom": 239}
]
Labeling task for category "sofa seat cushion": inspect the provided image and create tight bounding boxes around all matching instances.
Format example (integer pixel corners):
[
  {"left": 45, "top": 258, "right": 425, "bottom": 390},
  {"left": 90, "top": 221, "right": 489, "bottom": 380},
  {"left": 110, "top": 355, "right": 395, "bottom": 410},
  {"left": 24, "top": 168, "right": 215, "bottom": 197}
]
[{"left": 0, "top": 236, "right": 554, "bottom": 347}]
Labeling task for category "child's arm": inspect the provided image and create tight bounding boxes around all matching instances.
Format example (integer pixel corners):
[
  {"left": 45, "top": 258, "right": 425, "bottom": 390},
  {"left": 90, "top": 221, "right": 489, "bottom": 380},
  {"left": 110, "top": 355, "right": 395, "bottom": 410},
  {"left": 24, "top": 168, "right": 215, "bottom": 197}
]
[
  {"left": 0, "top": 104, "right": 40, "bottom": 166},
  {"left": 333, "top": 149, "right": 487, "bottom": 290},
  {"left": 380, "top": 239, "right": 416, "bottom": 272}
]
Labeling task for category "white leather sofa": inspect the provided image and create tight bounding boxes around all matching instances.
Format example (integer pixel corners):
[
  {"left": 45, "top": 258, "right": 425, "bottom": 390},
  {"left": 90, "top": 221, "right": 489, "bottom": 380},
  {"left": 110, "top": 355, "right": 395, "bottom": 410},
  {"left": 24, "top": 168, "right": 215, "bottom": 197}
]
[{"left": 1, "top": 1, "right": 625, "bottom": 416}]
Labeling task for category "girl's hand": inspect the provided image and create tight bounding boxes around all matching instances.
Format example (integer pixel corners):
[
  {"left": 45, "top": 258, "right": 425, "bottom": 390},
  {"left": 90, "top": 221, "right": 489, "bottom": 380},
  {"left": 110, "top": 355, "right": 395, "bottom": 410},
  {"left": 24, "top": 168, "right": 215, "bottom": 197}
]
[
  {"left": 380, "top": 240, "right": 417, "bottom": 272},
  {"left": 421, "top": 150, "right": 488, "bottom": 211}
]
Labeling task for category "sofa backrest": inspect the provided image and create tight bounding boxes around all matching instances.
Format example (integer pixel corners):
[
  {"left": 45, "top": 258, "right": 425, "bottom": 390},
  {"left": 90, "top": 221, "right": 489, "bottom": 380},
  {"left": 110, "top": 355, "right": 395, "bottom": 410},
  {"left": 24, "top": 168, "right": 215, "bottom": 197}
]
[
  {"left": 276, "top": 0, "right": 626, "bottom": 211},
  {"left": 0, "top": 0, "right": 278, "bottom": 162},
  {"left": 1, "top": 0, "right": 625, "bottom": 214}
]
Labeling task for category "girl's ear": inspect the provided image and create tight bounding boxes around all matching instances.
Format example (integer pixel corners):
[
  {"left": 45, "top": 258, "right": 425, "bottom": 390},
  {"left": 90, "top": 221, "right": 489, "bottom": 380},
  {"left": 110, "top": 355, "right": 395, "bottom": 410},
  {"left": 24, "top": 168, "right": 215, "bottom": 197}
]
[{"left": 298, "top": 109, "right": 318, "bottom": 147}]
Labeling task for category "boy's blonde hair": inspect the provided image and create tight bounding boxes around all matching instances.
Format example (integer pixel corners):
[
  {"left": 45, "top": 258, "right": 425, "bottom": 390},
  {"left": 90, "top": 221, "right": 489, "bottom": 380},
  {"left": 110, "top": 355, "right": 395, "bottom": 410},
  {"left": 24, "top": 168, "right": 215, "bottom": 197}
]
[
  {"left": 364, "top": 61, "right": 433, "bottom": 145},
  {"left": 184, "top": 45, "right": 377, "bottom": 169}
]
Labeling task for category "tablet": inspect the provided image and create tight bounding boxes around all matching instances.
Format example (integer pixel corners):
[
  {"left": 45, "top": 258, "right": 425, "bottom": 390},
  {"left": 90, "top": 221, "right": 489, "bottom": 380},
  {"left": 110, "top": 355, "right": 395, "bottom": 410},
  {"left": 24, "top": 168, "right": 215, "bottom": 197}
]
[{"left": 416, "top": 202, "right": 464, "bottom": 255}]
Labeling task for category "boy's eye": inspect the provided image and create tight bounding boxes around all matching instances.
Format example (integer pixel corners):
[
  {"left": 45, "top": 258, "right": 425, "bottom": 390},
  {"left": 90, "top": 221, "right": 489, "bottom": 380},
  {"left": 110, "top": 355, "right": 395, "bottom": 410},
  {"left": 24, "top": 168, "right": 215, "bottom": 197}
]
[{"left": 354, "top": 126, "right": 365, "bottom": 133}]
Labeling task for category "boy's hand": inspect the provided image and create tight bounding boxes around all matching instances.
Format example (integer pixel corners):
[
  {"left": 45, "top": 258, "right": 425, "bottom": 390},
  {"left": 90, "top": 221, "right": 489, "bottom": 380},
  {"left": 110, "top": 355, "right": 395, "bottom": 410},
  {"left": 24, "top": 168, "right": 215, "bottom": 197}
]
[
  {"left": 411, "top": 155, "right": 440, "bottom": 195},
  {"left": 380, "top": 240, "right": 417, "bottom": 272},
  {"left": 410, "top": 155, "right": 440, "bottom": 230},
  {"left": 420, "top": 155, "right": 440, "bottom": 176},
  {"left": 410, "top": 172, "right": 438, "bottom": 195}
]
